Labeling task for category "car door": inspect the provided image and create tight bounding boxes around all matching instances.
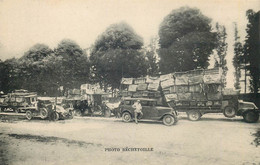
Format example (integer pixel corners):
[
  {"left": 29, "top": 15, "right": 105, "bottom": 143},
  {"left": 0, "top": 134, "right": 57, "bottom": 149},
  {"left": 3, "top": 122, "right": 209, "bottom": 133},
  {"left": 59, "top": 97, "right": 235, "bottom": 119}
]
[
  {"left": 140, "top": 100, "right": 150, "bottom": 119},
  {"left": 149, "top": 101, "right": 159, "bottom": 119}
]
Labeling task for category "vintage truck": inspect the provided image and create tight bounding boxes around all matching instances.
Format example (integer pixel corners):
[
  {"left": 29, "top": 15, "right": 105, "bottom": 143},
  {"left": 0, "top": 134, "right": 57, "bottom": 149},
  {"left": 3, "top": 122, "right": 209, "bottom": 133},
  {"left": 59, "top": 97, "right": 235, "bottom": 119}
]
[
  {"left": 0, "top": 89, "right": 37, "bottom": 113},
  {"left": 119, "top": 68, "right": 259, "bottom": 123}
]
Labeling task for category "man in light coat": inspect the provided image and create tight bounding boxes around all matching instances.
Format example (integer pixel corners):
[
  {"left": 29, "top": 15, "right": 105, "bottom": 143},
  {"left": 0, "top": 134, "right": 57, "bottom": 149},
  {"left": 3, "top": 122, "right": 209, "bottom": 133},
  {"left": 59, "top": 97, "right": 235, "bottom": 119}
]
[{"left": 132, "top": 100, "right": 143, "bottom": 124}]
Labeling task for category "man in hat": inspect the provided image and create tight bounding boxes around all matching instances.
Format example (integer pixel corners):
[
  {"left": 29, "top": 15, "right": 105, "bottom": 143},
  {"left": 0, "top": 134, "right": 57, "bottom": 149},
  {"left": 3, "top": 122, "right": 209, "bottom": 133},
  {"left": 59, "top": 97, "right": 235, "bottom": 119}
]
[{"left": 132, "top": 99, "right": 143, "bottom": 124}]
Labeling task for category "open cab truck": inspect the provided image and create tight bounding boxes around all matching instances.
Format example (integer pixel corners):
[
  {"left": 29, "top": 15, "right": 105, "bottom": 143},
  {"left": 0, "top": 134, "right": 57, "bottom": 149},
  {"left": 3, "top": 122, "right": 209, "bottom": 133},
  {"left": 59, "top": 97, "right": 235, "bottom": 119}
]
[
  {"left": 120, "top": 67, "right": 259, "bottom": 123},
  {"left": 0, "top": 90, "right": 73, "bottom": 120},
  {"left": 0, "top": 89, "right": 37, "bottom": 113}
]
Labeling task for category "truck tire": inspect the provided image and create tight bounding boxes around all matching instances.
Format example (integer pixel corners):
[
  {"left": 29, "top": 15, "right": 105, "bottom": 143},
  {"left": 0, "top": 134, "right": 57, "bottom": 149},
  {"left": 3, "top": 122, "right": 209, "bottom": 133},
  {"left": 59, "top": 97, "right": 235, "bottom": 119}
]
[
  {"left": 243, "top": 110, "right": 259, "bottom": 123},
  {"left": 223, "top": 106, "right": 236, "bottom": 118},
  {"left": 26, "top": 110, "right": 33, "bottom": 120},
  {"left": 187, "top": 110, "right": 201, "bottom": 121}
]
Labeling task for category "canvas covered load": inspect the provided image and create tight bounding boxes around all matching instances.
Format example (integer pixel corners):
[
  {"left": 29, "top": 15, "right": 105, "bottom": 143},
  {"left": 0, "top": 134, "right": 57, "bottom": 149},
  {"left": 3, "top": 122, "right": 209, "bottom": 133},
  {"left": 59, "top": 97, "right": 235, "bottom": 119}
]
[
  {"left": 203, "top": 67, "right": 222, "bottom": 84},
  {"left": 120, "top": 67, "right": 224, "bottom": 103},
  {"left": 119, "top": 76, "right": 162, "bottom": 98}
]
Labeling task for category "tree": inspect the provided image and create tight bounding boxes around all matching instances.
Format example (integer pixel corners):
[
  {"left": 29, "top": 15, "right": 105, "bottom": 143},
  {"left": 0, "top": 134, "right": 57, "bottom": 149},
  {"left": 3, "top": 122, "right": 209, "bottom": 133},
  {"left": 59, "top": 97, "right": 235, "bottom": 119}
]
[
  {"left": 233, "top": 23, "right": 243, "bottom": 90},
  {"left": 0, "top": 58, "right": 20, "bottom": 93},
  {"left": 90, "top": 22, "right": 147, "bottom": 90},
  {"left": 244, "top": 10, "right": 260, "bottom": 94},
  {"left": 158, "top": 6, "right": 217, "bottom": 73},
  {"left": 17, "top": 44, "right": 54, "bottom": 94},
  {"left": 145, "top": 37, "right": 159, "bottom": 76},
  {"left": 214, "top": 23, "right": 228, "bottom": 87},
  {"left": 53, "top": 39, "right": 90, "bottom": 93}
]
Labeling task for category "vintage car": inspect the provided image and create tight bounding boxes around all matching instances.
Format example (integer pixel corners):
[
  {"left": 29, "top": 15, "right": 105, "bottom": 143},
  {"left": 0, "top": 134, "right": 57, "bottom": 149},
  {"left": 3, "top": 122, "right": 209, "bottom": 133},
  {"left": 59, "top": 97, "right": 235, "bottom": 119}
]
[
  {"left": 22, "top": 97, "right": 74, "bottom": 120},
  {"left": 119, "top": 97, "right": 178, "bottom": 126}
]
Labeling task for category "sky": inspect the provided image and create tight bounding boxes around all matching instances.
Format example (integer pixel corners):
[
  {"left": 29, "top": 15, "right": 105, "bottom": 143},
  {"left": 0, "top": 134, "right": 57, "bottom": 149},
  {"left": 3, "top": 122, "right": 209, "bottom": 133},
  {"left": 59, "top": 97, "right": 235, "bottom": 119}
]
[{"left": 0, "top": 0, "right": 259, "bottom": 88}]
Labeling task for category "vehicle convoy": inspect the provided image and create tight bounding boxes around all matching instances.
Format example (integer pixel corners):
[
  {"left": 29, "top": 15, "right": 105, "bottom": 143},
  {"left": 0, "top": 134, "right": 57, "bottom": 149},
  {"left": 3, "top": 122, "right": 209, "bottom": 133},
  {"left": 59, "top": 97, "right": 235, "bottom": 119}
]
[
  {"left": 119, "top": 97, "right": 178, "bottom": 126},
  {"left": 119, "top": 67, "right": 259, "bottom": 123}
]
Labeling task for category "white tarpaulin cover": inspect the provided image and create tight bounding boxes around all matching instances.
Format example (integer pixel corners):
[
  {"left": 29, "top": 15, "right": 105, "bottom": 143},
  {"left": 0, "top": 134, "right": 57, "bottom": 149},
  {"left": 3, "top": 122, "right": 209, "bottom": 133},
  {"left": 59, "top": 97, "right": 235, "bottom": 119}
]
[
  {"left": 203, "top": 68, "right": 222, "bottom": 84},
  {"left": 160, "top": 73, "right": 173, "bottom": 82},
  {"left": 147, "top": 83, "right": 160, "bottom": 91},
  {"left": 161, "top": 79, "right": 175, "bottom": 89},
  {"left": 137, "top": 83, "right": 148, "bottom": 91},
  {"left": 128, "top": 84, "right": 138, "bottom": 92},
  {"left": 121, "top": 78, "right": 133, "bottom": 85},
  {"left": 165, "top": 93, "right": 178, "bottom": 102},
  {"left": 188, "top": 75, "right": 203, "bottom": 85},
  {"left": 175, "top": 75, "right": 189, "bottom": 85},
  {"left": 134, "top": 78, "right": 146, "bottom": 84},
  {"left": 146, "top": 76, "right": 160, "bottom": 83}
]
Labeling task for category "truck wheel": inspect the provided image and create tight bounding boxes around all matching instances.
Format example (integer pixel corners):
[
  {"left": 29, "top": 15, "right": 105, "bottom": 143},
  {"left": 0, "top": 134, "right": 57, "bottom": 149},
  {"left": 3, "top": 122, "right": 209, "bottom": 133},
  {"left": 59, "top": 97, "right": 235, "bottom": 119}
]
[
  {"left": 223, "top": 106, "right": 236, "bottom": 118},
  {"left": 243, "top": 110, "right": 259, "bottom": 123},
  {"left": 26, "top": 110, "right": 33, "bottom": 120},
  {"left": 162, "top": 115, "right": 176, "bottom": 126},
  {"left": 122, "top": 112, "right": 131, "bottom": 122},
  {"left": 187, "top": 110, "right": 201, "bottom": 121},
  {"left": 40, "top": 108, "right": 48, "bottom": 119}
]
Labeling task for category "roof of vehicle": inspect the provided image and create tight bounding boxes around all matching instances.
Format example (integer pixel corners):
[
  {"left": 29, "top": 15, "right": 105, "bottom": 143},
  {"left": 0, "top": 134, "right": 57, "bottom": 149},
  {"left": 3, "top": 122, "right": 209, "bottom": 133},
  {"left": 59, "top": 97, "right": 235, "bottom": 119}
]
[
  {"left": 37, "top": 97, "right": 55, "bottom": 101},
  {"left": 23, "top": 94, "right": 37, "bottom": 98},
  {"left": 122, "top": 97, "right": 158, "bottom": 101}
]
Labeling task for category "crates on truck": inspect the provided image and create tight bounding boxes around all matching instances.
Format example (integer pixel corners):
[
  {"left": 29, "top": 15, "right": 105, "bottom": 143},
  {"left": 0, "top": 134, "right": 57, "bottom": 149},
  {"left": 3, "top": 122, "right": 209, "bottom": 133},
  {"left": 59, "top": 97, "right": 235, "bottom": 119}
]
[{"left": 119, "top": 67, "right": 260, "bottom": 123}]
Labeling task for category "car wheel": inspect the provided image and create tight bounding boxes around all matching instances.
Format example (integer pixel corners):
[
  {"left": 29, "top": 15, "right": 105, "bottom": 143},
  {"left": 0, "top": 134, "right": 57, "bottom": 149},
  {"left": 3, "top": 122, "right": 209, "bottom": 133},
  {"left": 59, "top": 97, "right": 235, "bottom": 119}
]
[
  {"left": 122, "top": 111, "right": 132, "bottom": 122},
  {"left": 223, "top": 106, "right": 236, "bottom": 118},
  {"left": 243, "top": 110, "right": 259, "bottom": 123},
  {"left": 40, "top": 108, "right": 48, "bottom": 119},
  {"left": 68, "top": 110, "right": 74, "bottom": 119},
  {"left": 162, "top": 114, "right": 176, "bottom": 126},
  {"left": 53, "top": 112, "right": 59, "bottom": 121},
  {"left": 187, "top": 110, "right": 201, "bottom": 121},
  {"left": 26, "top": 110, "right": 33, "bottom": 120}
]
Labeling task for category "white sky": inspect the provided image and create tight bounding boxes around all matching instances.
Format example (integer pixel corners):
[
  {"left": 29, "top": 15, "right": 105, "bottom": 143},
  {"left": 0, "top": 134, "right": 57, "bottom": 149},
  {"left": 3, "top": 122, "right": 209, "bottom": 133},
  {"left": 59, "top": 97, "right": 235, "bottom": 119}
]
[{"left": 0, "top": 0, "right": 259, "bottom": 88}]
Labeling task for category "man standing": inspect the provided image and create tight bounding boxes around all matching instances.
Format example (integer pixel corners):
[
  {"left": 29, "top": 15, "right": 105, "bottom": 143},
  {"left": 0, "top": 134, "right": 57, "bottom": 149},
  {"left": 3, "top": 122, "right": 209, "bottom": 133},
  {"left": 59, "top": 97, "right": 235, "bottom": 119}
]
[{"left": 132, "top": 100, "right": 143, "bottom": 124}]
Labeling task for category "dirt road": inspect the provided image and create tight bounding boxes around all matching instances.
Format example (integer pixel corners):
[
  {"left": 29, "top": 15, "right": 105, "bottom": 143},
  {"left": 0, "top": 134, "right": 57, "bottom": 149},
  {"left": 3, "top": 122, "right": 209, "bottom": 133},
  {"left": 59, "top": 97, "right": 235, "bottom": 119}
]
[{"left": 0, "top": 113, "right": 259, "bottom": 165}]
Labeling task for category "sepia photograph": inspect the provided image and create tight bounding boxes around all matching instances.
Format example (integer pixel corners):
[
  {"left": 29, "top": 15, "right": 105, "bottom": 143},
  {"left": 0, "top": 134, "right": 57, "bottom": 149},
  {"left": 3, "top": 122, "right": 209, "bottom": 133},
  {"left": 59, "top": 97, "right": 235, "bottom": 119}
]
[{"left": 0, "top": 0, "right": 259, "bottom": 164}]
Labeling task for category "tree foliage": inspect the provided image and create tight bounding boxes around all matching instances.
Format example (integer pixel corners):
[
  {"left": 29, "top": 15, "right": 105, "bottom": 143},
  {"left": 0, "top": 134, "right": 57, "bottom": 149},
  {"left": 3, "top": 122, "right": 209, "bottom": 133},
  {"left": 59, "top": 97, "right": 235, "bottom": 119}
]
[
  {"left": 233, "top": 23, "right": 243, "bottom": 90},
  {"left": 0, "top": 58, "right": 20, "bottom": 93},
  {"left": 90, "top": 22, "right": 147, "bottom": 89},
  {"left": 145, "top": 37, "right": 159, "bottom": 76},
  {"left": 244, "top": 10, "right": 260, "bottom": 94},
  {"left": 53, "top": 39, "right": 90, "bottom": 92},
  {"left": 214, "top": 23, "right": 228, "bottom": 87},
  {"left": 0, "top": 40, "right": 90, "bottom": 96},
  {"left": 17, "top": 44, "right": 53, "bottom": 94},
  {"left": 158, "top": 6, "right": 217, "bottom": 73}
]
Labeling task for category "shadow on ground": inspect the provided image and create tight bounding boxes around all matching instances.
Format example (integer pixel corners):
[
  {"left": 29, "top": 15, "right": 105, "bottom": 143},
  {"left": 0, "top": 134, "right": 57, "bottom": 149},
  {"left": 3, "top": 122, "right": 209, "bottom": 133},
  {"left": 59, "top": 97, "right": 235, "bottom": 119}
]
[{"left": 7, "top": 133, "right": 103, "bottom": 148}]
